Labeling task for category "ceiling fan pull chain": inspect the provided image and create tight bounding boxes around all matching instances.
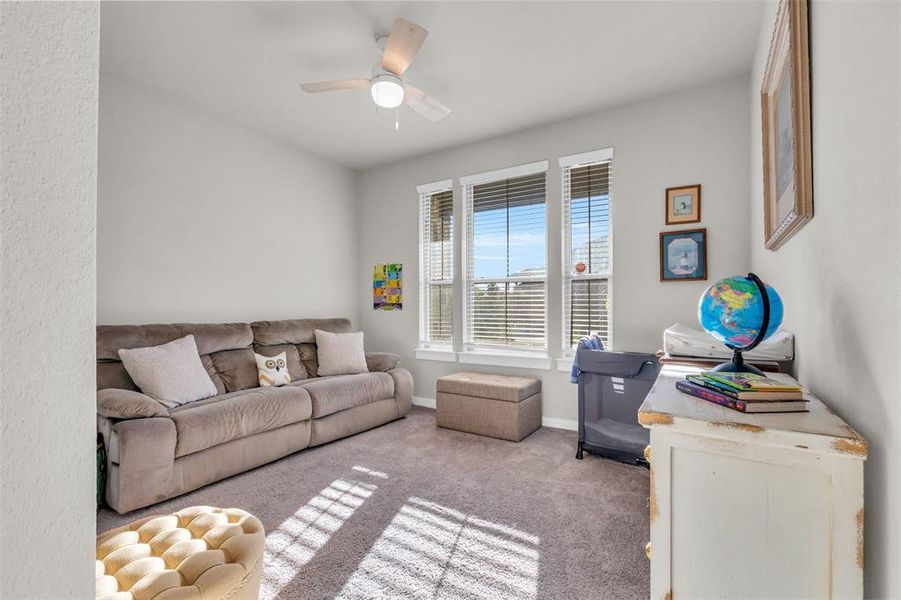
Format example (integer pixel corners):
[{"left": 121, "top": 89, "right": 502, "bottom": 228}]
[{"left": 395, "top": 107, "right": 400, "bottom": 132}]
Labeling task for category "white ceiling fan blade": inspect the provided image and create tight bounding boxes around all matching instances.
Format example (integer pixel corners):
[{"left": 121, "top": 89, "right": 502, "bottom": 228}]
[
  {"left": 404, "top": 84, "right": 451, "bottom": 122},
  {"left": 382, "top": 18, "right": 428, "bottom": 76},
  {"left": 300, "top": 79, "right": 370, "bottom": 93}
]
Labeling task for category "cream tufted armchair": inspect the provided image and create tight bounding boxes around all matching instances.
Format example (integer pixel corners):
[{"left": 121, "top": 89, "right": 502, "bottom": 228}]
[{"left": 96, "top": 506, "right": 265, "bottom": 599}]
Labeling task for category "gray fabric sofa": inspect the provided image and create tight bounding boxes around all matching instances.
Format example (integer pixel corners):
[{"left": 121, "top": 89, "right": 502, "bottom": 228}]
[{"left": 96, "top": 318, "right": 412, "bottom": 513}]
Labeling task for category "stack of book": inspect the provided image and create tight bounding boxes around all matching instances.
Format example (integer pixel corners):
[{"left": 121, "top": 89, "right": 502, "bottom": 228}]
[{"left": 675, "top": 371, "right": 808, "bottom": 413}]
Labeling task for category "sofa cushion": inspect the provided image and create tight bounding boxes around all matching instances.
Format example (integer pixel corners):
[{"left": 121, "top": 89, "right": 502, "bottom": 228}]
[
  {"left": 97, "top": 361, "right": 140, "bottom": 392},
  {"left": 98, "top": 323, "right": 253, "bottom": 360},
  {"left": 118, "top": 335, "right": 218, "bottom": 408},
  {"left": 169, "top": 386, "right": 313, "bottom": 458},
  {"left": 201, "top": 354, "right": 227, "bottom": 395},
  {"left": 314, "top": 330, "right": 368, "bottom": 376},
  {"left": 299, "top": 343, "right": 319, "bottom": 378},
  {"left": 210, "top": 348, "right": 258, "bottom": 392},
  {"left": 97, "top": 322, "right": 253, "bottom": 393},
  {"left": 297, "top": 372, "right": 394, "bottom": 418},
  {"left": 250, "top": 318, "right": 351, "bottom": 346}
]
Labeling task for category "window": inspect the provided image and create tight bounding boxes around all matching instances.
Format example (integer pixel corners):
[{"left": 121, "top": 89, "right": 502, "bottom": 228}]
[
  {"left": 561, "top": 148, "right": 613, "bottom": 351},
  {"left": 462, "top": 162, "right": 548, "bottom": 352},
  {"left": 418, "top": 180, "right": 454, "bottom": 348}
]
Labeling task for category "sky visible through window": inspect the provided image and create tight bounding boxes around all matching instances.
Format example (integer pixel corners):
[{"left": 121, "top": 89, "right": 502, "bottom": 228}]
[
  {"left": 570, "top": 193, "right": 611, "bottom": 273},
  {"left": 473, "top": 203, "right": 546, "bottom": 278},
  {"left": 472, "top": 195, "right": 610, "bottom": 278}
]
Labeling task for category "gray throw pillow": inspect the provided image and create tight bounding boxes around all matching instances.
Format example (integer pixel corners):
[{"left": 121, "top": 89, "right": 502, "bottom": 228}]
[
  {"left": 118, "top": 334, "right": 217, "bottom": 408},
  {"left": 314, "top": 330, "right": 368, "bottom": 376}
]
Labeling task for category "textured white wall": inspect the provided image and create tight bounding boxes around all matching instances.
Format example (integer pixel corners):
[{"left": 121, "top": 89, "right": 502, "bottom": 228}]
[
  {"left": 0, "top": 2, "right": 99, "bottom": 598},
  {"left": 356, "top": 76, "right": 751, "bottom": 424},
  {"left": 98, "top": 76, "right": 359, "bottom": 326},
  {"left": 749, "top": 1, "right": 901, "bottom": 596}
]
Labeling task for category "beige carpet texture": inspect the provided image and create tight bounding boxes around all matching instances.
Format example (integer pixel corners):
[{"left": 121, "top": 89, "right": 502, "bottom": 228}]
[{"left": 97, "top": 406, "right": 650, "bottom": 599}]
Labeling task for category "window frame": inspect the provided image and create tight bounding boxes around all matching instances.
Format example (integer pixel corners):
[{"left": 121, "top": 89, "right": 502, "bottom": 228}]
[
  {"left": 560, "top": 147, "right": 614, "bottom": 355},
  {"left": 417, "top": 179, "right": 454, "bottom": 351},
  {"left": 460, "top": 160, "right": 550, "bottom": 355}
]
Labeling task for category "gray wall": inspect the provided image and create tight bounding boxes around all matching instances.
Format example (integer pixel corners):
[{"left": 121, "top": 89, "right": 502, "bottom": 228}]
[
  {"left": 0, "top": 2, "right": 99, "bottom": 597},
  {"left": 98, "top": 76, "right": 360, "bottom": 326},
  {"left": 749, "top": 1, "right": 901, "bottom": 596},
  {"left": 356, "top": 76, "right": 751, "bottom": 424}
]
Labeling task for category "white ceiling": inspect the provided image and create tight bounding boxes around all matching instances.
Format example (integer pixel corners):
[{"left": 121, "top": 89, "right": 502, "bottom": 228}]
[{"left": 100, "top": 1, "right": 765, "bottom": 170}]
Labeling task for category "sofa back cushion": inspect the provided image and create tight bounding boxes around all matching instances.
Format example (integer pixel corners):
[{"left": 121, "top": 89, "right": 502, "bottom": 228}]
[
  {"left": 251, "top": 318, "right": 352, "bottom": 379},
  {"left": 97, "top": 318, "right": 353, "bottom": 392},
  {"left": 97, "top": 322, "right": 254, "bottom": 393}
]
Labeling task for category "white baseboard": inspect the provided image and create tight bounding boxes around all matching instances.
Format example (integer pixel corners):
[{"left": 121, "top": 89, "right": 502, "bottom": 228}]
[
  {"left": 412, "top": 396, "right": 436, "bottom": 409},
  {"left": 411, "top": 396, "right": 577, "bottom": 431},
  {"left": 540, "top": 417, "right": 578, "bottom": 431}
]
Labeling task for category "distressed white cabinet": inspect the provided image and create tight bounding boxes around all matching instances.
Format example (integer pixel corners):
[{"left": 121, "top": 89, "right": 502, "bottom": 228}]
[{"left": 639, "top": 365, "right": 867, "bottom": 600}]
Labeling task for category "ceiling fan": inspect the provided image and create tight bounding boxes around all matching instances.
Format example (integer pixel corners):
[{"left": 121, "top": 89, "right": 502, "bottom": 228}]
[{"left": 300, "top": 17, "right": 451, "bottom": 123}]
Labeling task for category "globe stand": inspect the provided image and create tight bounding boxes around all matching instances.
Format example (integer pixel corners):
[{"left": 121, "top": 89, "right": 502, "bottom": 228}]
[
  {"left": 710, "top": 348, "right": 766, "bottom": 377},
  {"left": 709, "top": 272, "right": 770, "bottom": 376}
]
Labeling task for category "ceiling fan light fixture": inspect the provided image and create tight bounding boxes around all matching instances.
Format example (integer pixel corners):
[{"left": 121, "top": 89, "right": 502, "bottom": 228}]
[{"left": 370, "top": 73, "right": 404, "bottom": 108}]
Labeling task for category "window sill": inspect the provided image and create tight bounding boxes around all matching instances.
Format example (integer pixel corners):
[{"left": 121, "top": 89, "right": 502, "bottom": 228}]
[
  {"left": 458, "top": 350, "right": 552, "bottom": 370},
  {"left": 414, "top": 347, "right": 457, "bottom": 362},
  {"left": 556, "top": 358, "right": 575, "bottom": 372}
]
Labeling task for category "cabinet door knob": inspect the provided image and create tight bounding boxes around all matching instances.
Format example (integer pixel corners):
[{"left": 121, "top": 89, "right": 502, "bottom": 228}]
[
  {"left": 645, "top": 542, "right": 652, "bottom": 560},
  {"left": 644, "top": 445, "right": 652, "bottom": 462}
]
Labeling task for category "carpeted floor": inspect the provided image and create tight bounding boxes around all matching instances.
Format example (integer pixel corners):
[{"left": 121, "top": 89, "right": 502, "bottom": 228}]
[{"left": 98, "top": 407, "right": 650, "bottom": 599}]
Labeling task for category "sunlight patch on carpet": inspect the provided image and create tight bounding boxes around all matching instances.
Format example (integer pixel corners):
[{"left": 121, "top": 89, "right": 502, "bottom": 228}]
[
  {"left": 337, "top": 496, "right": 541, "bottom": 599},
  {"left": 351, "top": 465, "right": 389, "bottom": 479},
  {"left": 261, "top": 471, "right": 382, "bottom": 599}
]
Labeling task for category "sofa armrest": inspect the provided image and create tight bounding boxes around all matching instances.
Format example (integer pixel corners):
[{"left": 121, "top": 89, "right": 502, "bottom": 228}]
[
  {"left": 388, "top": 367, "right": 413, "bottom": 416},
  {"left": 97, "top": 388, "right": 168, "bottom": 419},
  {"left": 106, "top": 416, "right": 177, "bottom": 513},
  {"left": 366, "top": 352, "right": 401, "bottom": 372},
  {"left": 112, "top": 417, "right": 176, "bottom": 471}
]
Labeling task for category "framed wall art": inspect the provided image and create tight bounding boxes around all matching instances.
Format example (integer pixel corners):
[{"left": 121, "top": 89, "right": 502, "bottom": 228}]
[
  {"left": 373, "top": 263, "right": 403, "bottom": 310},
  {"left": 659, "top": 228, "right": 707, "bottom": 282},
  {"left": 665, "top": 184, "right": 701, "bottom": 225},
  {"left": 761, "top": 0, "right": 813, "bottom": 250}
]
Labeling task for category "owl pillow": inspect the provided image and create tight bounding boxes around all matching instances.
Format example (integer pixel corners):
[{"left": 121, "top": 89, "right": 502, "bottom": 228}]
[{"left": 255, "top": 351, "right": 292, "bottom": 387}]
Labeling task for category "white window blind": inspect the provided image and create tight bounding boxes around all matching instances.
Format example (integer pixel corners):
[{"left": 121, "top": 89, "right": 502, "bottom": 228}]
[
  {"left": 463, "top": 164, "right": 548, "bottom": 351},
  {"left": 561, "top": 148, "right": 613, "bottom": 350},
  {"left": 418, "top": 182, "right": 454, "bottom": 347}
]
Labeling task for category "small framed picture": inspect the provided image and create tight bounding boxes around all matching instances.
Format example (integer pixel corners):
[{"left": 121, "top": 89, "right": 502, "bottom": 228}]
[
  {"left": 665, "top": 184, "right": 701, "bottom": 225},
  {"left": 659, "top": 228, "right": 707, "bottom": 281}
]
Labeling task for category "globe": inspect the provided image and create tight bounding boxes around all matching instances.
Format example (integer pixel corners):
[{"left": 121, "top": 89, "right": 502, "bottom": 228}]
[{"left": 698, "top": 274, "right": 783, "bottom": 350}]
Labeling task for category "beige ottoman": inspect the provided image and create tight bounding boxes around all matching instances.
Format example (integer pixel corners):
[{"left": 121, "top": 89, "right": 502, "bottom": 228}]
[
  {"left": 436, "top": 372, "right": 541, "bottom": 441},
  {"left": 96, "top": 506, "right": 265, "bottom": 600}
]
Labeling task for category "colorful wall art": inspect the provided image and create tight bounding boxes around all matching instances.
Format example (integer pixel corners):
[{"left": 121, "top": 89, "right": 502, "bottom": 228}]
[{"left": 373, "top": 263, "right": 403, "bottom": 310}]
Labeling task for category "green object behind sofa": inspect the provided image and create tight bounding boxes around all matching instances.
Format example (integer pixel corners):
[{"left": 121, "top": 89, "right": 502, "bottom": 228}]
[{"left": 97, "top": 433, "right": 106, "bottom": 510}]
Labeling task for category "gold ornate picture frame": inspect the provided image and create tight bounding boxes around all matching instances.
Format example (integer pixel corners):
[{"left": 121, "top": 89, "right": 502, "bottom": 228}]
[{"left": 761, "top": 0, "right": 813, "bottom": 250}]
